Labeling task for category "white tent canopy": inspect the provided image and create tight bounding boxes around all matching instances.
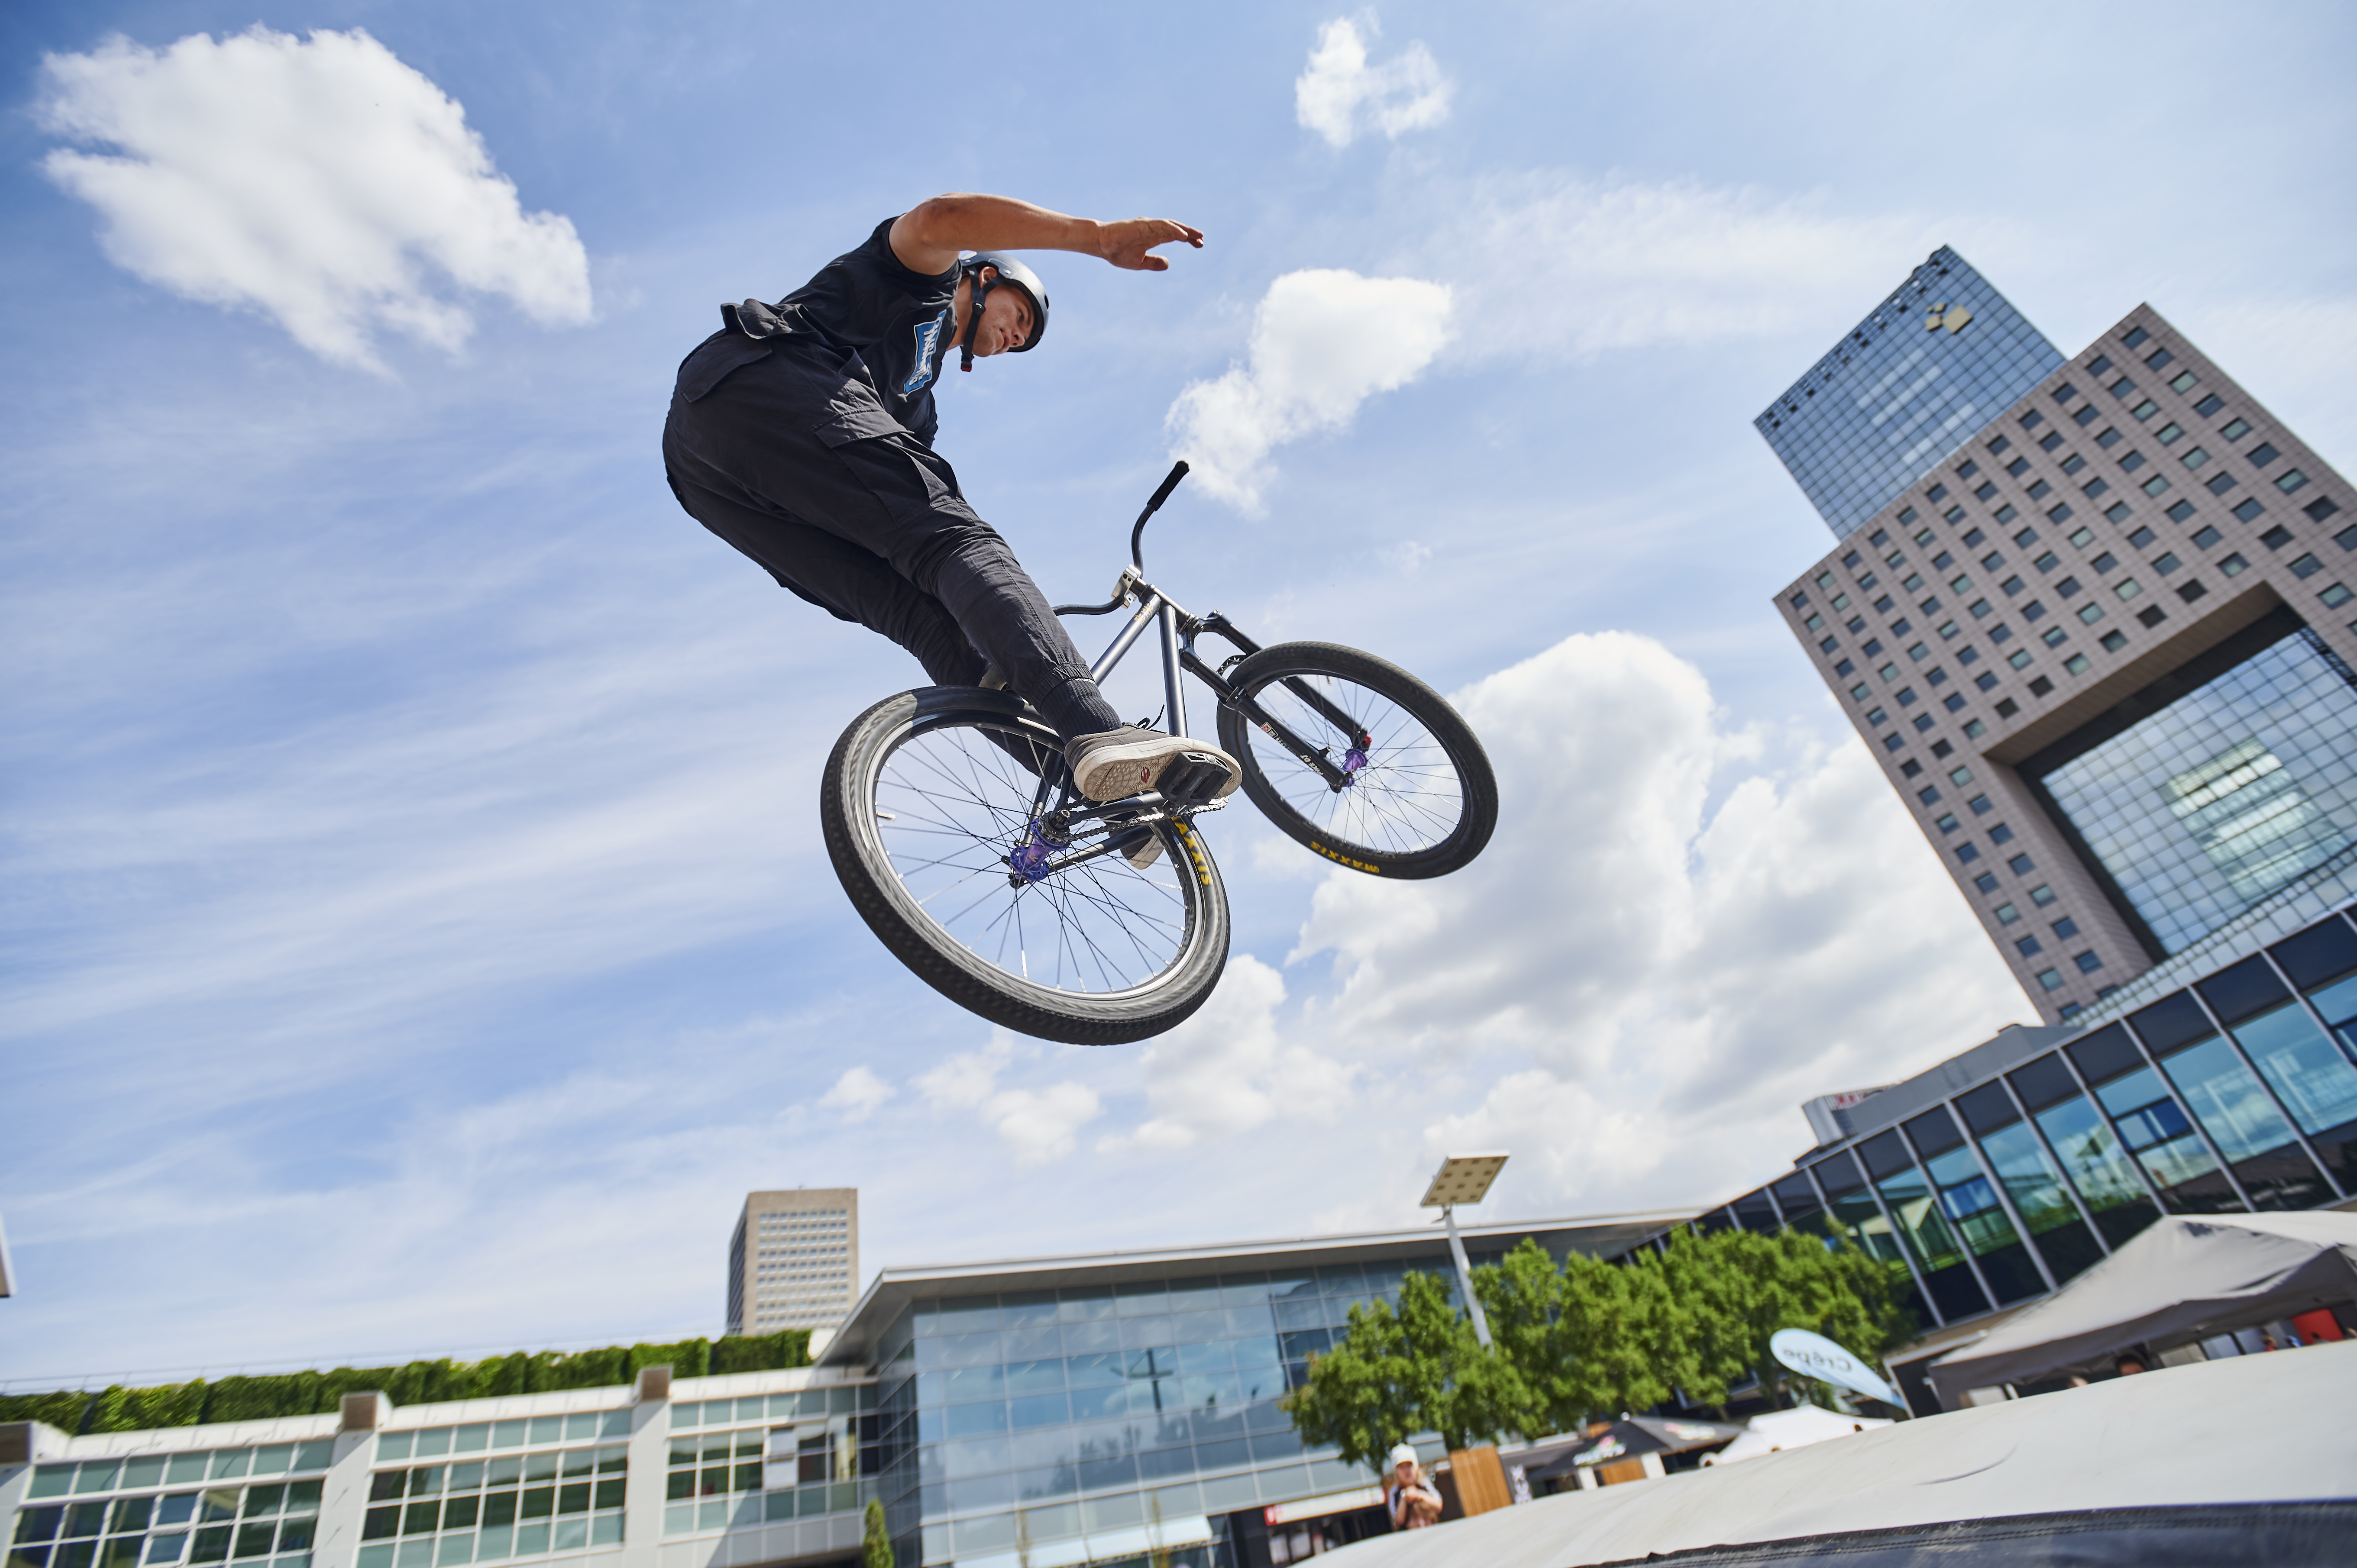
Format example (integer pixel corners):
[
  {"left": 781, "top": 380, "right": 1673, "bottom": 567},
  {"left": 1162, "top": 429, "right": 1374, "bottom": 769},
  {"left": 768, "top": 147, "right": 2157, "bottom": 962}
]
[
  {"left": 1925, "top": 1210, "right": 2357, "bottom": 1407},
  {"left": 1700, "top": 1403, "right": 1891, "bottom": 1465}
]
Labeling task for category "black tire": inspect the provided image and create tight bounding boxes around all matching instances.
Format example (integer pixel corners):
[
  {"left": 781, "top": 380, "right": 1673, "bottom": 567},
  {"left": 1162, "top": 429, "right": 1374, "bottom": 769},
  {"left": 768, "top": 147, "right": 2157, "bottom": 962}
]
[
  {"left": 1216, "top": 642, "right": 1497, "bottom": 879},
  {"left": 821, "top": 687, "right": 1231, "bottom": 1045}
]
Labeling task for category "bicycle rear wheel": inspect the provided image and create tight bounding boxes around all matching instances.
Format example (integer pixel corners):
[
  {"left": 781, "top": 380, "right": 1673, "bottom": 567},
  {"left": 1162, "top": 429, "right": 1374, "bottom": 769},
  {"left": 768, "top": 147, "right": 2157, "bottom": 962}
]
[
  {"left": 1215, "top": 642, "right": 1497, "bottom": 878},
  {"left": 821, "top": 687, "right": 1231, "bottom": 1045}
]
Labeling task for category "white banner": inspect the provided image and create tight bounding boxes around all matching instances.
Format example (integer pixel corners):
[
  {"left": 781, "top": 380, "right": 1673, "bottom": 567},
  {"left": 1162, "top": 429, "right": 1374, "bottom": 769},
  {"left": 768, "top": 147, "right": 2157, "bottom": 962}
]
[{"left": 1770, "top": 1328, "right": 1900, "bottom": 1405}]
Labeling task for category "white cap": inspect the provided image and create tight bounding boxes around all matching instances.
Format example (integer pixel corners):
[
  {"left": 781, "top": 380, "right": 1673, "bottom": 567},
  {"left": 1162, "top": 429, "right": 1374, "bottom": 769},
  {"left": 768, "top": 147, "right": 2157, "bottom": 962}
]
[{"left": 1387, "top": 1444, "right": 1419, "bottom": 1469}]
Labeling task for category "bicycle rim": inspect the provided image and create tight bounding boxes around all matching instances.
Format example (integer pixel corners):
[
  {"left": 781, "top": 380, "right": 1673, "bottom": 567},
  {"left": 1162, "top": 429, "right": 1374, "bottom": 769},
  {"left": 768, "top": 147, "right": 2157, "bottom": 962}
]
[{"left": 824, "top": 691, "right": 1230, "bottom": 1043}]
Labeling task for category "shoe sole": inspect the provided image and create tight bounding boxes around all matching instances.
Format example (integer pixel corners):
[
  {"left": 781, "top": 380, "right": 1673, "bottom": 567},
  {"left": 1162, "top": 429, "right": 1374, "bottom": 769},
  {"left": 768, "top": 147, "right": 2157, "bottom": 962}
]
[{"left": 1072, "top": 739, "right": 1241, "bottom": 803}]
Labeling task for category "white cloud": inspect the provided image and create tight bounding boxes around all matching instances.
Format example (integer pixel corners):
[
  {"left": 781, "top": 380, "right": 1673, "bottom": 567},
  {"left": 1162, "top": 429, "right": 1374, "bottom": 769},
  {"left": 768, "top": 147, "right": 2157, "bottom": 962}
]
[
  {"left": 1206, "top": 631, "right": 2037, "bottom": 1214},
  {"left": 1295, "top": 17, "right": 1451, "bottom": 149},
  {"left": 819, "top": 1066, "right": 894, "bottom": 1122},
  {"left": 39, "top": 27, "right": 593, "bottom": 373},
  {"left": 1167, "top": 268, "right": 1452, "bottom": 511},
  {"left": 1096, "top": 957, "right": 1359, "bottom": 1153},
  {"left": 917, "top": 1036, "right": 1103, "bottom": 1167},
  {"left": 1439, "top": 172, "right": 1935, "bottom": 361}
]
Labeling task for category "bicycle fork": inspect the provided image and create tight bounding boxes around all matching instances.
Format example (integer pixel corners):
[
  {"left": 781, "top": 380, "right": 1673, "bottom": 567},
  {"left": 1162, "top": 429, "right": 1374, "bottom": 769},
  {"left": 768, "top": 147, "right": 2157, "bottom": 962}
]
[{"left": 1093, "top": 571, "right": 1371, "bottom": 794}]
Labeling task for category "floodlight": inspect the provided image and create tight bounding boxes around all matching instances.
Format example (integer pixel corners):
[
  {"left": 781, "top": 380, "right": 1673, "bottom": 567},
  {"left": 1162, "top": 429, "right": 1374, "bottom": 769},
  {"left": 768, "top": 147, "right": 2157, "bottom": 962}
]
[{"left": 1419, "top": 1152, "right": 1509, "bottom": 1209}]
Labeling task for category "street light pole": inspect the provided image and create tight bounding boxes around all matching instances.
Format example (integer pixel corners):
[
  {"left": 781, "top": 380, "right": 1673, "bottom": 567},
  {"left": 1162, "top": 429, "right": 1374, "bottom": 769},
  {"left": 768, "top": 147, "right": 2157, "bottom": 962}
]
[
  {"left": 1441, "top": 1203, "right": 1493, "bottom": 1349},
  {"left": 1417, "top": 1152, "right": 1509, "bottom": 1352}
]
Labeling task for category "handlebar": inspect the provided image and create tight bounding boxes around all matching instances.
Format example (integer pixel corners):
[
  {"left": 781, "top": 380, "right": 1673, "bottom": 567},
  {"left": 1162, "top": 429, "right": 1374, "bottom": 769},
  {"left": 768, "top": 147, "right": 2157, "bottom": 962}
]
[
  {"left": 1131, "top": 460, "right": 1190, "bottom": 570},
  {"left": 1053, "top": 461, "right": 1192, "bottom": 616}
]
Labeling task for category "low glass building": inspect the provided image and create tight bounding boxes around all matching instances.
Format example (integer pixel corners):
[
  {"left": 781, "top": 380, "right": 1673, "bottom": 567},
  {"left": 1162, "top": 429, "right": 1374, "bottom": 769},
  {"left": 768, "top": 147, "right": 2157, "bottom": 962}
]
[
  {"left": 3, "top": 1213, "right": 1676, "bottom": 1568},
  {"left": 1661, "top": 891, "right": 2357, "bottom": 1413}
]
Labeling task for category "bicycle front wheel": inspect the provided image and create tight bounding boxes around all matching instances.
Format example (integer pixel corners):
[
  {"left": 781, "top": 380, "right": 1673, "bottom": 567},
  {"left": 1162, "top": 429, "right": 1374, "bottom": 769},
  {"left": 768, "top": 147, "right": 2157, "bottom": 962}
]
[
  {"left": 1216, "top": 642, "right": 1497, "bottom": 878},
  {"left": 821, "top": 687, "right": 1231, "bottom": 1045}
]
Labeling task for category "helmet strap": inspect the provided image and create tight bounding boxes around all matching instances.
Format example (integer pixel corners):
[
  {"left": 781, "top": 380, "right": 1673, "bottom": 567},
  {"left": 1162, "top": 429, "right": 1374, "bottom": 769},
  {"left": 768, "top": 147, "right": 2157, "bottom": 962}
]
[{"left": 958, "top": 264, "right": 993, "bottom": 373}]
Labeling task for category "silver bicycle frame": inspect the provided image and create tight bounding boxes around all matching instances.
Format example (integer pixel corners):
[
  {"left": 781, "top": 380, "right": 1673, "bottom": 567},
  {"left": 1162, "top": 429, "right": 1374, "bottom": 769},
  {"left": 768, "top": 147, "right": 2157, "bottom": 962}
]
[{"left": 1086, "top": 572, "right": 1191, "bottom": 739}]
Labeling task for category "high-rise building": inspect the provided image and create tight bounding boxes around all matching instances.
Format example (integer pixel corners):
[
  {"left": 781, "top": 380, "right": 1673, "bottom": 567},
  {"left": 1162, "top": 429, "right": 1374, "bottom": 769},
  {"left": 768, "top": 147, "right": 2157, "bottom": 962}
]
[
  {"left": 1686, "top": 259, "right": 2357, "bottom": 1410},
  {"left": 1755, "top": 247, "right": 2065, "bottom": 542},
  {"left": 1766, "top": 297, "right": 2357, "bottom": 1021},
  {"left": 728, "top": 1189, "right": 859, "bottom": 1336}
]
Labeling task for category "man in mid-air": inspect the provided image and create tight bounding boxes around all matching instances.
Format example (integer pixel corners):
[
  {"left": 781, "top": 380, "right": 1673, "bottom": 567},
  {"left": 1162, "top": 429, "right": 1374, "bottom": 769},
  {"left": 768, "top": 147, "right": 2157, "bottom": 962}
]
[{"left": 661, "top": 192, "right": 1240, "bottom": 806}]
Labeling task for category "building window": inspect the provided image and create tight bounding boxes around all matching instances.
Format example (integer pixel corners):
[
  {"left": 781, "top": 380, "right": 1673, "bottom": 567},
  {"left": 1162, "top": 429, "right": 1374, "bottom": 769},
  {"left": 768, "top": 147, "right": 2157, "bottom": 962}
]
[
  {"left": 2221, "top": 417, "right": 2252, "bottom": 441},
  {"left": 2248, "top": 442, "right": 2280, "bottom": 467},
  {"left": 2074, "top": 951, "right": 2105, "bottom": 974},
  {"left": 2123, "top": 326, "right": 2150, "bottom": 348},
  {"left": 2052, "top": 917, "right": 2079, "bottom": 939},
  {"left": 2220, "top": 553, "right": 2250, "bottom": 577},
  {"left": 1989, "top": 823, "right": 2015, "bottom": 845},
  {"left": 1976, "top": 672, "right": 2000, "bottom": 690},
  {"left": 2038, "top": 968, "right": 2065, "bottom": 990},
  {"left": 2065, "top": 654, "right": 2092, "bottom": 675},
  {"left": 1949, "top": 765, "right": 1974, "bottom": 786},
  {"left": 2321, "top": 583, "right": 2353, "bottom": 609},
  {"left": 1936, "top": 813, "right": 1959, "bottom": 833},
  {"left": 1964, "top": 718, "right": 1988, "bottom": 738},
  {"left": 2101, "top": 631, "right": 2128, "bottom": 652},
  {"left": 2017, "top": 936, "right": 2043, "bottom": 956},
  {"left": 2278, "top": 469, "right": 2311, "bottom": 494},
  {"left": 1974, "top": 872, "right": 2001, "bottom": 894},
  {"left": 1995, "top": 902, "right": 2021, "bottom": 924},
  {"left": 2042, "top": 627, "right": 2069, "bottom": 648},
  {"left": 2008, "top": 853, "right": 2037, "bottom": 874},
  {"left": 2078, "top": 604, "right": 2105, "bottom": 624},
  {"left": 2156, "top": 422, "right": 2185, "bottom": 447}
]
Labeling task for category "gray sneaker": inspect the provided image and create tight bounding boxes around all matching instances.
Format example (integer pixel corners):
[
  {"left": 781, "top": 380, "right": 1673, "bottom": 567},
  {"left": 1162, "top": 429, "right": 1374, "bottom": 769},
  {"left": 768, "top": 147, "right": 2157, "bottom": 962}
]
[{"left": 1065, "top": 726, "right": 1242, "bottom": 804}]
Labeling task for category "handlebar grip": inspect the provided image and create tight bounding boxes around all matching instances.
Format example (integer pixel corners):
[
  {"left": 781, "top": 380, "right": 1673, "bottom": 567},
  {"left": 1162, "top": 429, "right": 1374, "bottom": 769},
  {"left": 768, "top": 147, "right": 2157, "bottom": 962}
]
[{"left": 1144, "top": 460, "right": 1190, "bottom": 515}]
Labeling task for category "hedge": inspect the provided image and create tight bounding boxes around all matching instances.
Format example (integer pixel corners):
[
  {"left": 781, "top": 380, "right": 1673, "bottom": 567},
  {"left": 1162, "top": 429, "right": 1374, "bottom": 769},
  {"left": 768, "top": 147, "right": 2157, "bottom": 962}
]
[{"left": 0, "top": 1329, "right": 810, "bottom": 1436}]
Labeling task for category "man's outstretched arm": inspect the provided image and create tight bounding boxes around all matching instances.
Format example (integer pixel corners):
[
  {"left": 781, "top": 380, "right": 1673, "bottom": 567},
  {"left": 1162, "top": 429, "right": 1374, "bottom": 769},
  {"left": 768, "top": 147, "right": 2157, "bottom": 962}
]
[{"left": 889, "top": 194, "right": 1202, "bottom": 276}]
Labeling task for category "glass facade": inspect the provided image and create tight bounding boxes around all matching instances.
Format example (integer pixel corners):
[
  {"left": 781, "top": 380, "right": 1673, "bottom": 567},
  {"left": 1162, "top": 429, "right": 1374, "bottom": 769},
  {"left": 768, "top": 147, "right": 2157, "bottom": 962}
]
[
  {"left": 11, "top": 1444, "right": 335, "bottom": 1568},
  {"left": 357, "top": 1412, "right": 632, "bottom": 1568},
  {"left": 862, "top": 1261, "right": 1500, "bottom": 1568},
  {"left": 2038, "top": 630, "right": 2357, "bottom": 954},
  {"left": 1756, "top": 247, "right": 2065, "bottom": 541},
  {"left": 1671, "top": 906, "right": 2357, "bottom": 1397}
]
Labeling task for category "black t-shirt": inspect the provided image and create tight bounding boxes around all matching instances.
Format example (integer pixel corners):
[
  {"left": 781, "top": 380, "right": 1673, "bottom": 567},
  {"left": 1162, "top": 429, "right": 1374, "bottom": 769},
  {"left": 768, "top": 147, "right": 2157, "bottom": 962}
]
[{"left": 771, "top": 216, "right": 960, "bottom": 445}]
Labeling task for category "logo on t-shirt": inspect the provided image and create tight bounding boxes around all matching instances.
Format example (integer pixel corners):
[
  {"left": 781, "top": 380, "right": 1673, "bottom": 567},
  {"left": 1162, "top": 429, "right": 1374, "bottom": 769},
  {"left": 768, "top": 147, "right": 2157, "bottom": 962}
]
[{"left": 903, "top": 307, "right": 951, "bottom": 395}]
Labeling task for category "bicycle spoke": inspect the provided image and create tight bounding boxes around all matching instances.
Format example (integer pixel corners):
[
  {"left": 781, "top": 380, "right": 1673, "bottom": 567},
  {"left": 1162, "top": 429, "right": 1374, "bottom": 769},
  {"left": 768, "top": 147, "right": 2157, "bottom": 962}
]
[{"left": 874, "top": 720, "right": 1195, "bottom": 998}]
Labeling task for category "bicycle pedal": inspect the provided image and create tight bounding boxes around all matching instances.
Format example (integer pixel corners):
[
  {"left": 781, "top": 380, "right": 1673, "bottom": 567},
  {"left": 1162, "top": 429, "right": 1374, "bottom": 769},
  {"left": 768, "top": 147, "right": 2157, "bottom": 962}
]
[{"left": 1158, "top": 752, "right": 1237, "bottom": 806}]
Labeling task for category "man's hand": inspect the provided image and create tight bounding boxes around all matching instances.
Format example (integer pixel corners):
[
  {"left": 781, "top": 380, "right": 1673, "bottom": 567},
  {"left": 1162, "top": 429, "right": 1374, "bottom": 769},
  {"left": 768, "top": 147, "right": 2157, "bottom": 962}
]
[{"left": 1095, "top": 217, "right": 1205, "bottom": 271}]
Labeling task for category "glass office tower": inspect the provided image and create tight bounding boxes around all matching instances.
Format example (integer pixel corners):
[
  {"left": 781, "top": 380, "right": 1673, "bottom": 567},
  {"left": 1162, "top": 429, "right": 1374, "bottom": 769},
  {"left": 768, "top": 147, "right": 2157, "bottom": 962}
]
[
  {"left": 2033, "top": 626, "right": 2357, "bottom": 955},
  {"left": 1756, "top": 248, "right": 2064, "bottom": 541}
]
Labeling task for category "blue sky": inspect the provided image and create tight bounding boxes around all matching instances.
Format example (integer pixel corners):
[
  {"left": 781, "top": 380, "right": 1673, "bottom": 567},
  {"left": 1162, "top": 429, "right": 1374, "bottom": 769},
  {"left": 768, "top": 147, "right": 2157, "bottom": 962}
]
[{"left": 4, "top": 0, "right": 2354, "bottom": 1384}]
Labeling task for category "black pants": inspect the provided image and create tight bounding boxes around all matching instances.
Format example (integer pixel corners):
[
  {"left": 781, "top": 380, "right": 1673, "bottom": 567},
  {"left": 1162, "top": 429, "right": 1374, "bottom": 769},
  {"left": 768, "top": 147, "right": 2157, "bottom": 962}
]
[{"left": 661, "top": 332, "right": 1124, "bottom": 742}]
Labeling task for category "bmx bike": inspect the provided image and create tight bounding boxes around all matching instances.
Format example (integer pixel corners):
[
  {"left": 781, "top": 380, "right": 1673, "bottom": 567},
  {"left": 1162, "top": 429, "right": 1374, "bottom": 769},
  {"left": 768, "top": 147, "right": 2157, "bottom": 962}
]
[{"left": 820, "top": 461, "right": 1498, "bottom": 1045}]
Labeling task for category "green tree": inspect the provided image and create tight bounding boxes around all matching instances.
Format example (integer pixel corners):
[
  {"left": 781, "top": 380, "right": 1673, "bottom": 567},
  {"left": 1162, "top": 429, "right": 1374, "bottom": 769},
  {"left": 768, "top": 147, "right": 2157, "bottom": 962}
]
[
  {"left": 1646, "top": 1228, "right": 1912, "bottom": 1412},
  {"left": 860, "top": 1498, "right": 894, "bottom": 1568},
  {"left": 1283, "top": 1271, "right": 1514, "bottom": 1464}
]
